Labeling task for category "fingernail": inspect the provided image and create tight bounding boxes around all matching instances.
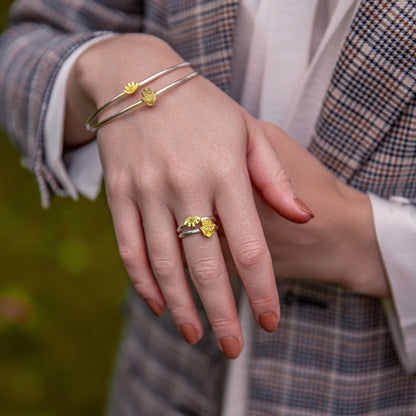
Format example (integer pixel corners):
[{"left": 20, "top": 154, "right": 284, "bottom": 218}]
[
  {"left": 180, "top": 324, "right": 200, "bottom": 345},
  {"left": 259, "top": 311, "right": 279, "bottom": 332},
  {"left": 145, "top": 299, "right": 164, "bottom": 317},
  {"left": 294, "top": 196, "right": 314, "bottom": 218},
  {"left": 220, "top": 336, "right": 241, "bottom": 359}
]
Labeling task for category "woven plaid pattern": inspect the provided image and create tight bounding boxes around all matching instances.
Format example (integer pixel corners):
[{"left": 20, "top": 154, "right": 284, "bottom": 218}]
[
  {"left": 249, "top": 280, "right": 416, "bottom": 416},
  {"left": 246, "top": 1, "right": 416, "bottom": 414},
  {"left": 108, "top": 288, "right": 225, "bottom": 416},
  {"left": 247, "top": 1, "right": 416, "bottom": 414},
  {"left": 143, "top": 0, "right": 239, "bottom": 91},
  {"left": 1, "top": 1, "right": 416, "bottom": 415},
  {"left": 0, "top": 0, "right": 144, "bottom": 206},
  {"left": 309, "top": 0, "right": 416, "bottom": 203}
]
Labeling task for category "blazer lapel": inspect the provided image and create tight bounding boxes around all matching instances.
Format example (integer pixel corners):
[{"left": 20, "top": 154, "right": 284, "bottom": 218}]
[
  {"left": 144, "top": 0, "right": 240, "bottom": 93},
  {"left": 309, "top": 0, "right": 416, "bottom": 191}
]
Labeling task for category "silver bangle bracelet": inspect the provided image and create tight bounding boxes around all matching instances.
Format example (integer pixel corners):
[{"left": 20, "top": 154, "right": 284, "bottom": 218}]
[{"left": 85, "top": 61, "right": 193, "bottom": 131}]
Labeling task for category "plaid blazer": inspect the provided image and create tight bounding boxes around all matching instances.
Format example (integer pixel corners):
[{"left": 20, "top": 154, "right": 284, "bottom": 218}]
[{"left": 1, "top": 1, "right": 416, "bottom": 415}]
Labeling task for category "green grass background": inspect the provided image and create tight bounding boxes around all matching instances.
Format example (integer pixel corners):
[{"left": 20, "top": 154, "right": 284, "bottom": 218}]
[{"left": 0, "top": 2, "right": 127, "bottom": 415}]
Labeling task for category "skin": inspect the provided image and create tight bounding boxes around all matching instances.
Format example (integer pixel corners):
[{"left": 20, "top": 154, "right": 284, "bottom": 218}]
[
  {"left": 64, "top": 34, "right": 389, "bottom": 358},
  {"left": 223, "top": 122, "right": 390, "bottom": 299}
]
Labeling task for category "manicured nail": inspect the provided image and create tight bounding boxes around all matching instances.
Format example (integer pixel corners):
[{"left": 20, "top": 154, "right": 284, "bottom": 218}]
[
  {"left": 145, "top": 299, "right": 164, "bottom": 317},
  {"left": 220, "top": 336, "right": 241, "bottom": 359},
  {"left": 180, "top": 324, "right": 200, "bottom": 345},
  {"left": 259, "top": 311, "right": 279, "bottom": 332},
  {"left": 294, "top": 196, "right": 314, "bottom": 218}
]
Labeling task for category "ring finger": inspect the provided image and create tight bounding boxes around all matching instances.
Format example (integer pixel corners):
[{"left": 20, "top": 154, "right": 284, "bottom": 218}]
[{"left": 177, "top": 210, "right": 243, "bottom": 359}]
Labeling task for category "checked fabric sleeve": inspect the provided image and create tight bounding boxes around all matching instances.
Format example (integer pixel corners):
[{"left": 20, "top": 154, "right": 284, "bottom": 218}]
[{"left": 0, "top": 0, "right": 143, "bottom": 207}]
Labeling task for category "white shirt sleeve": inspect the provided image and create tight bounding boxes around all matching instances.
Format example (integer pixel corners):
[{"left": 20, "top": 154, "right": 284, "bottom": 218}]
[
  {"left": 369, "top": 193, "right": 416, "bottom": 374},
  {"left": 221, "top": 293, "right": 252, "bottom": 416},
  {"left": 44, "top": 35, "right": 114, "bottom": 200}
]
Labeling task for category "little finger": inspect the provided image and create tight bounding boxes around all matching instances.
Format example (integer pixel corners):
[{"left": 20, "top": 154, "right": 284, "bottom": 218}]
[{"left": 108, "top": 195, "right": 166, "bottom": 316}]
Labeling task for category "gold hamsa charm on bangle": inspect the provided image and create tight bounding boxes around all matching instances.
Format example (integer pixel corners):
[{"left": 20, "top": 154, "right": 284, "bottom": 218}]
[{"left": 141, "top": 88, "right": 157, "bottom": 106}]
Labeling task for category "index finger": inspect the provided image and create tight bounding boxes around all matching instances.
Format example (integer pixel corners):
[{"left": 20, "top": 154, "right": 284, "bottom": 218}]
[{"left": 215, "top": 173, "right": 280, "bottom": 332}]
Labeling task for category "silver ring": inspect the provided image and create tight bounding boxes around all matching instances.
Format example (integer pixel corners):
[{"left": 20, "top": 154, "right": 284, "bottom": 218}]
[
  {"left": 177, "top": 216, "right": 217, "bottom": 238},
  {"left": 176, "top": 216, "right": 216, "bottom": 232}
]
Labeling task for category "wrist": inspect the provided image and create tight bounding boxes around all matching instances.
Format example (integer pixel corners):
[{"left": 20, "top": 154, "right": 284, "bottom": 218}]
[
  {"left": 337, "top": 185, "right": 390, "bottom": 297},
  {"left": 76, "top": 34, "right": 184, "bottom": 104},
  {"left": 64, "top": 34, "right": 187, "bottom": 147}
]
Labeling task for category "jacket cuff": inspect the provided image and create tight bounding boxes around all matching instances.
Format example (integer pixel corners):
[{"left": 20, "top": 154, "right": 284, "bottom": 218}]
[{"left": 44, "top": 35, "right": 114, "bottom": 203}]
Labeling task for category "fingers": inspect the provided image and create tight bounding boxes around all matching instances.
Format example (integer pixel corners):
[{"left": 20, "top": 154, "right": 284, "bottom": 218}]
[
  {"left": 109, "top": 183, "right": 278, "bottom": 359},
  {"left": 179, "top": 212, "right": 243, "bottom": 359},
  {"left": 215, "top": 174, "right": 281, "bottom": 334},
  {"left": 245, "top": 116, "right": 314, "bottom": 223},
  {"left": 139, "top": 182, "right": 244, "bottom": 358},
  {"left": 107, "top": 163, "right": 282, "bottom": 359},
  {"left": 107, "top": 192, "right": 166, "bottom": 317},
  {"left": 139, "top": 202, "right": 204, "bottom": 345}
]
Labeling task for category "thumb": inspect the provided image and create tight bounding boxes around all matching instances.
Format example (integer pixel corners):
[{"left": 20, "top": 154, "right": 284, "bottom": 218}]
[{"left": 246, "top": 118, "right": 314, "bottom": 223}]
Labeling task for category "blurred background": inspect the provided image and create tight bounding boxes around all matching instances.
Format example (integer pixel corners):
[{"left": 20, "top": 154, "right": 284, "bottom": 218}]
[{"left": 0, "top": 2, "right": 128, "bottom": 415}]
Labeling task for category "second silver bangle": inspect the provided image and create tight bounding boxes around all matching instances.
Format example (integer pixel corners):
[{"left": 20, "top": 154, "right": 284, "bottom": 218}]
[{"left": 86, "top": 61, "right": 193, "bottom": 131}]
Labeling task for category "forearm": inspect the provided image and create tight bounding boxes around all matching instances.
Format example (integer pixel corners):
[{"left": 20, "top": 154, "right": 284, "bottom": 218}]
[{"left": 256, "top": 122, "right": 389, "bottom": 298}]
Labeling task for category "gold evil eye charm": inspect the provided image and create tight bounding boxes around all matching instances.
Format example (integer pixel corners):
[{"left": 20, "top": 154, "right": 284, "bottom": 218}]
[
  {"left": 123, "top": 82, "right": 139, "bottom": 94},
  {"left": 184, "top": 216, "right": 201, "bottom": 228},
  {"left": 141, "top": 88, "right": 157, "bottom": 106},
  {"left": 200, "top": 218, "right": 216, "bottom": 237}
]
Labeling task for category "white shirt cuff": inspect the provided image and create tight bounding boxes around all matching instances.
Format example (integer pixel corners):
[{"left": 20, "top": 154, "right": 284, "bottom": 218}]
[
  {"left": 221, "top": 293, "right": 251, "bottom": 416},
  {"left": 44, "top": 35, "right": 114, "bottom": 200},
  {"left": 369, "top": 193, "right": 416, "bottom": 373}
]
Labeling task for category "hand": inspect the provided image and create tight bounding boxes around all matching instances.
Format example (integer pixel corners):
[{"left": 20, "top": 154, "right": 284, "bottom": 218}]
[
  {"left": 65, "top": 34, "right": 313, "bottom": 358},
  {"left": 247, "top": 122, "right": 390, "bottom": 298}
]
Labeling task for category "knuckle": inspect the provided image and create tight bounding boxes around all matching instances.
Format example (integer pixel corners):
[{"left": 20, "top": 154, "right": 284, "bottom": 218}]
[
  {"left": 214, "top": 162, "right": 235, "bottom": 181},
  {"left": 135, "top": 171, "right": 163, "bottom": 197},
  {"left": 151, "top": 257, "right": 176, "bottom": 281},
  {"left": 105, "top": 172, "right": 131, "bottom": 200},
  {"left": 118, "top": 244, "right": 141, "bottom": 269},
  {"left": 131, "top": 280, "right": 148, "bottom": 297},
  {"left": 249, "top": 295, "right": 276, "bottom": 307},
  {"left": 274, "top": 166, "right": 291, "bottom": 187},
  {"left": 166, "top": 162, "right": 190, "bottom": 187},
  {"left": 106, "top": 165, "right": 163, "bottom": 200},
  {"left": 209, "top": 315, "right": 238, "bottom": 331},
  {"left": 263, "top": 167, "right": 292, "bottom": 196},
  {"left": 191, "top": 257, "right": 223, "bottom": 284},
  {"left": 167, "top": 167, "right": 203, "bottom": 197},
  {"left": 169, "top": 304, "right": 191, "bottom": 320},
  {"left": 236, "top": 240, "right": 268, "bottom": 269},
  {"left": 214, "top": 161, "right": 243, "bottom": 187}
]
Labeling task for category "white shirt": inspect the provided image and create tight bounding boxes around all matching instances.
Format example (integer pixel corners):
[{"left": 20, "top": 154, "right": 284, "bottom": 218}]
[{"left": 44, "top": 2, "right": 416, "bottom": 410}]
